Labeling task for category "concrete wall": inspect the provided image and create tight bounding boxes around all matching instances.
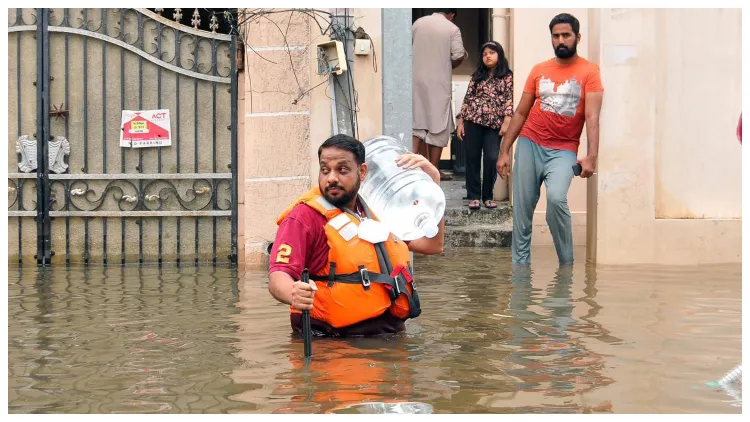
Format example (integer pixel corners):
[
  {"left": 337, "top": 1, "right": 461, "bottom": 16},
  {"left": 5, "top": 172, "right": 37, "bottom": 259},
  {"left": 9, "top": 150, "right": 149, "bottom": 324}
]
[
  {"left": 507, "top": 9, "right": 591, "bottom": 247},
  {"left": 241, "top": 9, "right": 383, "bottom": 268},
  {"left": 588, "top": 8, "right": 742, "bottom": 264},
  {"left": 241, "top": 10, "right": 311, "bottom": 269},
  {"left": 350, "top": 9, "right": 384, "bottom": 140}
]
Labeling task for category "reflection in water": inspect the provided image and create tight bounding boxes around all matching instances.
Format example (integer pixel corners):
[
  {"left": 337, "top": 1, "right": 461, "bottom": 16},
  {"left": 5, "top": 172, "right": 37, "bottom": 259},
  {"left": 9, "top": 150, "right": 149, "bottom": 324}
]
[
  {"left": 9, "top": 266, "right": 247, "bottom": 414},
  {"left": 8, "top": 246, "right": 742, "bottom": 414},
  {"left": 503, "top": 265, "right": 615, "bottom": 412},
  {"left": 274, "top": 338, "right": 415, "bottom": 414}
]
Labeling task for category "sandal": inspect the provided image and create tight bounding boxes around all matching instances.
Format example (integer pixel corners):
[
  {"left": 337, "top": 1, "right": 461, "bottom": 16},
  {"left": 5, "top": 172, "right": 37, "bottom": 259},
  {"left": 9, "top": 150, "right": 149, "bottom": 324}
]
[
  {"left": 484, "top": 200, "right": 497, "bottom": 209},
  {"left": 468, "top": 199, "right": 481, "bottom": 210}
]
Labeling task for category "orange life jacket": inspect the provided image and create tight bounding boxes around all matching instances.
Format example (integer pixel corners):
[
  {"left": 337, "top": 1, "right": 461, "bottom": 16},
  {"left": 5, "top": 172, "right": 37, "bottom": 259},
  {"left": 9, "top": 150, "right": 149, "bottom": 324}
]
[{"left": 276, "top": 186, "right": 421, "bottom": 328}]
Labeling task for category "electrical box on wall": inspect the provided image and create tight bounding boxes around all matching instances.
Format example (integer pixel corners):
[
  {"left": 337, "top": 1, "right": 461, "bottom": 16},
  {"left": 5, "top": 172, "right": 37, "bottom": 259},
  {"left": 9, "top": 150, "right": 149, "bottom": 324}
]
[
  {"left": 354, "top": 39, "right": 371, "bottom": 56},
  {"left": 316, "top": 40, "right": 347, "bottom": 75}
]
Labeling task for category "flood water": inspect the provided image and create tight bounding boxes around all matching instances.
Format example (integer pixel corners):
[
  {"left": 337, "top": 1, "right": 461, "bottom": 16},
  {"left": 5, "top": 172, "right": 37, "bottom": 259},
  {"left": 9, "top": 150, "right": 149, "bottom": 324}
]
[{"left": 7, "top": 246, "right": 742, "bottom": 413}]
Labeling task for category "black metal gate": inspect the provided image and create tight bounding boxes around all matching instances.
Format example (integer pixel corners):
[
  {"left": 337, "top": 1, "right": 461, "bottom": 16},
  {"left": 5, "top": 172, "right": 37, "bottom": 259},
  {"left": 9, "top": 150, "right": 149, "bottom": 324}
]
[{"left": 8, "top": 8, "right": 239, "bottom": 267}]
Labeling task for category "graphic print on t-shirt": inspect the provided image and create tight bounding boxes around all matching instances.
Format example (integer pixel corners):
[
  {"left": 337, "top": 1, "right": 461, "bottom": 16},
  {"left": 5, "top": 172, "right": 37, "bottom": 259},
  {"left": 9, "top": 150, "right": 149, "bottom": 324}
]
[{"left": 538, "top": 75, "right": 582, "bottom": 117}]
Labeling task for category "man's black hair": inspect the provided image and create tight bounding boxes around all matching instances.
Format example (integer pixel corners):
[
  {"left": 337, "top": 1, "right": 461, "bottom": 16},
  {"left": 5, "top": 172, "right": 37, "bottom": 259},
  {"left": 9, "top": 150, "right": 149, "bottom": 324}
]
[
  {"left": 549, "top": 13, "right": 580, "bottom": 35},
  {"left": 318, "top": 134, "right": 365, "bottom": 166}
]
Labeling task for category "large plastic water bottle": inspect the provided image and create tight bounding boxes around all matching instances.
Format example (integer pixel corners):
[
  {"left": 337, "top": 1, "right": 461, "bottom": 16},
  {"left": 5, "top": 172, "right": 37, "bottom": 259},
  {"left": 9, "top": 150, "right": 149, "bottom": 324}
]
[{"left": 359, "top": 135, "right": 446, "bottom": 241}]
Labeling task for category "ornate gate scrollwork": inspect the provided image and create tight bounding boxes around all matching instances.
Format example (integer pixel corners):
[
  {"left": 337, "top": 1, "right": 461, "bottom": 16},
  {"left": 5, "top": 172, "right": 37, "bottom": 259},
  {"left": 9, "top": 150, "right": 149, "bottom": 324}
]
[
  {"left": 8, "top": 8, "right": 238, "bottom": 267},
  {"left": 16, "top": 135, "right": 70, "bottom": 174}
]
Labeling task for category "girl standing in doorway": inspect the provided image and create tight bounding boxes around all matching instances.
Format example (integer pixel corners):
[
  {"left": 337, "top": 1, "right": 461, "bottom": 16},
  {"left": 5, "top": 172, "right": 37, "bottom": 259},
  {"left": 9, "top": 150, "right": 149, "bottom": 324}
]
[{"left": 457, "top": 41, "right": 513, "bottom": 210}]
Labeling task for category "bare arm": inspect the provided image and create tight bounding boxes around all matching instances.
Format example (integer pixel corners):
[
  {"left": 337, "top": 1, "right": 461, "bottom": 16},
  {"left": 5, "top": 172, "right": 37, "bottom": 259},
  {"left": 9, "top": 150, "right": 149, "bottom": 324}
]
[
  {"left": 269, "top": 271, "right": 295, "bottom": 305},
  {"left": 500, "top": 92, "right": 536, "bottom": 155},
  {"left": 269, "top": 271, "right": 315, "bottom": 310},
  {"left": 267, "top": 212, "right": 316, "bottom": 310},
  {"left": 584, "top": 91, "right": 603, "bottom": 158},
  {"left": 407, "top": 218, "right": 445, "bottom": 255},
  {"left": 575, "top": 91, "right": 603, "bottom": 178}
]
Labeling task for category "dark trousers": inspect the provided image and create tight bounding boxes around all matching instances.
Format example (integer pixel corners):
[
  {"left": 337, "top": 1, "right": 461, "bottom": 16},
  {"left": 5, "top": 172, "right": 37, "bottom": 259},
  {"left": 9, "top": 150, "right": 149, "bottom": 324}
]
[{"left": 464, "top": 119, "right": 501, "bottom": 202}]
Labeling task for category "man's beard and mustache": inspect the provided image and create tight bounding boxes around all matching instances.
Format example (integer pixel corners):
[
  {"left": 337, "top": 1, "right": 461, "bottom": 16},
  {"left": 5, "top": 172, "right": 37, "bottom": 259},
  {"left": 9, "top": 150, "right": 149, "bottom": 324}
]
[
  {"left": 555, "top": 41, "right": 577, "bottom": 59},
  {"left": 322, "top": 178, "right": 360, "bottom": 208}
]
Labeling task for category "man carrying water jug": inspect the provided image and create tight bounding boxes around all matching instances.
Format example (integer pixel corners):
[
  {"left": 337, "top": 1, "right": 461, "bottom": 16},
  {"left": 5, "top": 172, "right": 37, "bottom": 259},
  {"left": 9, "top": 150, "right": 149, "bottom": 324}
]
[{"left": 268, "top": 134, "right": 446, "bottom": 336}]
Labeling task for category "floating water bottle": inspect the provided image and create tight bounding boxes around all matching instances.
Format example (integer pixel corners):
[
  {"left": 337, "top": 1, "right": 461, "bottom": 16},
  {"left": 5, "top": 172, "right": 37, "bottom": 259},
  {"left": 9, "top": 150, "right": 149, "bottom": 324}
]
[
  {"left": 330, "top": 401, "right": 434, "bottom": 414},
  {"left": 717, "top": 364, "right": 742, "bottom": 387},
  {"left": 705, "top": 363, "right": 742, "bottom": 389},
  {"left": 359, "top": 135, "right": 446, "bottom": 241}
]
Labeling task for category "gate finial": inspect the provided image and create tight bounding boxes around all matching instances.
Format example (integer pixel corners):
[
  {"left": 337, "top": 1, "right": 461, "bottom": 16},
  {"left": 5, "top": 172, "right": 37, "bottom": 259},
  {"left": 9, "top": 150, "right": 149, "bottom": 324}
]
[
  {"left": 191, "top": 9, "right": 201, "bottom": 29},
  {"left": 210, "top": 13, "right": 218, "bottom": 33}
]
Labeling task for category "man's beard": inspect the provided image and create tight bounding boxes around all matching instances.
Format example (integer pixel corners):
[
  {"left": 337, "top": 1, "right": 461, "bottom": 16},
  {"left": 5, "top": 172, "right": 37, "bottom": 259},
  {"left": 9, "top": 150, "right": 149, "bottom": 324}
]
[
  {"left": 555, "top": 41, "right": 577, "bottom": 59},
  {"left": 322, "top": 178, "right": 360, "bottom": 208}
]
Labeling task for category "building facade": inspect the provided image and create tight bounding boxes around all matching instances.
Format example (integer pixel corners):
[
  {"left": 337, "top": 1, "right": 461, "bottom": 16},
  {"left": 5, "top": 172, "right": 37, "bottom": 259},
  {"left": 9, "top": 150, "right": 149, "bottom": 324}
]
[
  {"left": 6, "top": 8, "right": 741, "bottom": 267},
  {"left": 239, "top": 7, "right": 742, "bottom": 268}
]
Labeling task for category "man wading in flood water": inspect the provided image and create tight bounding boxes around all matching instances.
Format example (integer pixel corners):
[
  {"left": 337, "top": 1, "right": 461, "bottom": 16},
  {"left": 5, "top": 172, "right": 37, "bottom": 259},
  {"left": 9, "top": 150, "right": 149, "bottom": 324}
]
[{"left": 268, "top": 135, "right": 446, "bottom": 336}]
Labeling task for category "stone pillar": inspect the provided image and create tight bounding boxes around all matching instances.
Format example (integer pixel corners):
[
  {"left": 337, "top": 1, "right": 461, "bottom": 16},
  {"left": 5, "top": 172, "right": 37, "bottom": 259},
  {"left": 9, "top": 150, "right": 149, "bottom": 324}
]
[{"left": 382, "top": 8, "right": 412, "bottom": 151}]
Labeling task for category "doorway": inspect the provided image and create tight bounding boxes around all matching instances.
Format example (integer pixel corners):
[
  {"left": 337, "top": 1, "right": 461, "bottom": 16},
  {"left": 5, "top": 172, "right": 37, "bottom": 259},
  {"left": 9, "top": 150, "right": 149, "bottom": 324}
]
[{"left": 411, "top": 8, "right": 493, "bottom": 173}]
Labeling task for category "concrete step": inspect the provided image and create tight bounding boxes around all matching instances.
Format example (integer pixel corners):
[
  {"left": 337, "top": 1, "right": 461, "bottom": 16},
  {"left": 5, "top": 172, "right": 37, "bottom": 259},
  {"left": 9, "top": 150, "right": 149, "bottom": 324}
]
[
  {"left": 438, "top": 175, "right": 513, "bottom": 248},
  {"left": 444, "top": 201, "right": 511, "bottom": 226},
  {"left": 445, "top": 221, "right": 513, "bottom": 248}
]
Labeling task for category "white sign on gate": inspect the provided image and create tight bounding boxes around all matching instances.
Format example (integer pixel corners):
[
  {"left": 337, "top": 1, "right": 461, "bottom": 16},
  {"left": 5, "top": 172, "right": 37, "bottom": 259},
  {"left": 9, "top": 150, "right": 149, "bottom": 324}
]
[{"left": 120, "top": 109, "right": 172, "bottom": 148}]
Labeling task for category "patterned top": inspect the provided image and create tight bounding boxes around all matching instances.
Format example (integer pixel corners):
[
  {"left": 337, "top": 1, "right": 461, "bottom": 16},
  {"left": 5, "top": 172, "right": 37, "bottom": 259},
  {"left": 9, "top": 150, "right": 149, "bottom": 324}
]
[{"left": 459, "top": 73, "right": 514, "bottom": 130}]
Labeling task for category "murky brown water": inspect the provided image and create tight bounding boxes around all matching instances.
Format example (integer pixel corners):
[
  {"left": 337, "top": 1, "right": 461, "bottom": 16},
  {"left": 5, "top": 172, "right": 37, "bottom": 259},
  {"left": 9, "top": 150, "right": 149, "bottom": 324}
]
[{"left": 8, "top": 246, "right": 742, "bottom": 413}]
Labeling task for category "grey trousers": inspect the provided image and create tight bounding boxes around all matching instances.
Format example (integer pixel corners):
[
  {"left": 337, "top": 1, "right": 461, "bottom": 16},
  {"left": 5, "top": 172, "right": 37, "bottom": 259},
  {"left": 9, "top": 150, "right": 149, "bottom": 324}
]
[{"left": 512, "top": 137, "right": 577, "bottom": 265}]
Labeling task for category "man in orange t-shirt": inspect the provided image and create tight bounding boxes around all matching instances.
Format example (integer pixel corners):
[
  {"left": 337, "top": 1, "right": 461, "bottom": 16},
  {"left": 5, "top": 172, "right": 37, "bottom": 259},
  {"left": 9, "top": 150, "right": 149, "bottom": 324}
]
[{"left": 496, "top": 13, "right": 604, "bottom": 265}]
